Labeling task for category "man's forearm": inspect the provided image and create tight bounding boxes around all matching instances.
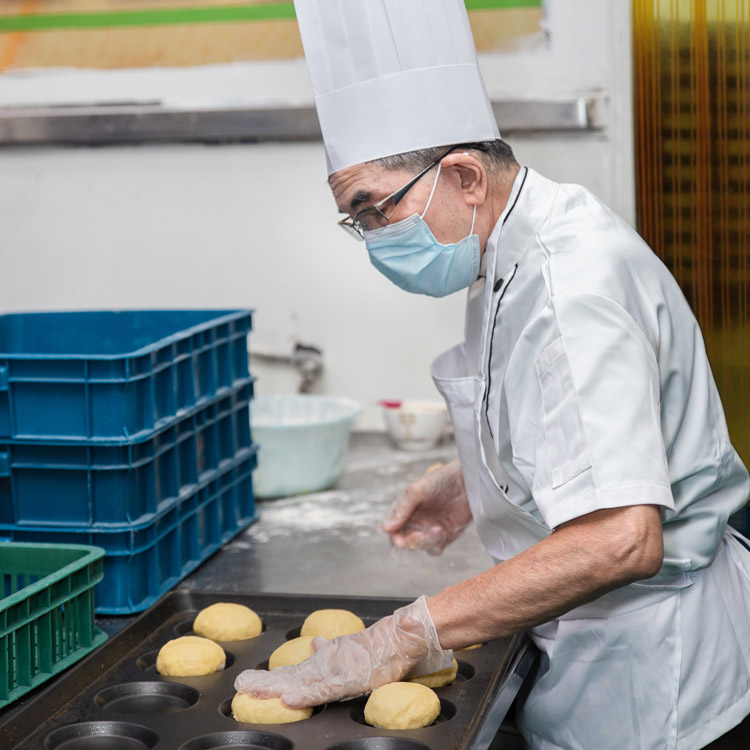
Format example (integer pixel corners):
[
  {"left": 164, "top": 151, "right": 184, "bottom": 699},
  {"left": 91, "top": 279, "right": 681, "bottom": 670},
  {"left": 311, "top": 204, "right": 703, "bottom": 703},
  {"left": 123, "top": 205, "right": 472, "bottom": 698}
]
[{"left": 426, "top": 504, "right": 664, "bottom": 649}]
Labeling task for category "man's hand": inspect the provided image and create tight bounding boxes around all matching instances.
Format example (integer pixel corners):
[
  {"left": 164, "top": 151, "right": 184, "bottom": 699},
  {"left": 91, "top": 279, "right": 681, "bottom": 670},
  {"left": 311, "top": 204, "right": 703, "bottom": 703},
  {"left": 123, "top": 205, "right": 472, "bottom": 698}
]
[
  {"left": 234, "top": 596, "right": 453, "bottom": 708},
  {"left": 382, "top": 460, "right": 473, "bottom": 555}
]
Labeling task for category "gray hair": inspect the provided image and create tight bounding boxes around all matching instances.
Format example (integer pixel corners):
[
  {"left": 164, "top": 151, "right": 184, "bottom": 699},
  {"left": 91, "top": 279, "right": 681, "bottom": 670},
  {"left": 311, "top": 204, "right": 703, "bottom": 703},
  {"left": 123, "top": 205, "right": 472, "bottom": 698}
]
[{"left": 372, "top": 139, "right": 518, "bottom": 175}]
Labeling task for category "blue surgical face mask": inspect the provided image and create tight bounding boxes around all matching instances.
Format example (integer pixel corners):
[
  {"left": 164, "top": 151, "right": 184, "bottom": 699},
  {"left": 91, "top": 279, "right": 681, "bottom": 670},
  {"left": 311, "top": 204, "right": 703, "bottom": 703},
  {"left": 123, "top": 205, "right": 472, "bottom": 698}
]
[{"left": 363, "top": 163, "right": 480, "bottom": 298}]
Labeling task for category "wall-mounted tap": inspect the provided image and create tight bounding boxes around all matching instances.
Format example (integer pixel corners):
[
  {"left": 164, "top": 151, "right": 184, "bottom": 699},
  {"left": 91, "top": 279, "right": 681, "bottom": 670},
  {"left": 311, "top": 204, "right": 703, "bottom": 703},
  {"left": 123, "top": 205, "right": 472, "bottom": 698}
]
[{"left": 250, "top": 341, "right": 324, "bottom": 394}]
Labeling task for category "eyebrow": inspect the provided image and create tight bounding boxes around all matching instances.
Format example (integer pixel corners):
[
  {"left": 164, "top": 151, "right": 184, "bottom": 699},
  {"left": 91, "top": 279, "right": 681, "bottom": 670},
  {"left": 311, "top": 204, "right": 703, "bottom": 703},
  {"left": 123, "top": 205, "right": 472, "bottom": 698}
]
[{"left": 348, "top": 189, "right": 374, "bottom": 214}]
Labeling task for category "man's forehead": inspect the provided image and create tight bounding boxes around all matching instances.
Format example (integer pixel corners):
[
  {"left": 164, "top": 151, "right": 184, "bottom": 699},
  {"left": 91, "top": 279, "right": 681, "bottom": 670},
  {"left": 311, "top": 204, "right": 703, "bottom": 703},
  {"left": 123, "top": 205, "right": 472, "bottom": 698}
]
[{"left": 329, "top": 162, "right": 405, "bottom": 214}]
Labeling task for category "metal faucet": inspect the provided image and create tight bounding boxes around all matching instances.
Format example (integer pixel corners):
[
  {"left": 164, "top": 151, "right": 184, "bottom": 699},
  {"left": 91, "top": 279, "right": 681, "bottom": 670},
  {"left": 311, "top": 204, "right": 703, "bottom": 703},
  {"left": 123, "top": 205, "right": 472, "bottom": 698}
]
[{"left": 250, "top": 341, "right": 324, "bottom": 394}]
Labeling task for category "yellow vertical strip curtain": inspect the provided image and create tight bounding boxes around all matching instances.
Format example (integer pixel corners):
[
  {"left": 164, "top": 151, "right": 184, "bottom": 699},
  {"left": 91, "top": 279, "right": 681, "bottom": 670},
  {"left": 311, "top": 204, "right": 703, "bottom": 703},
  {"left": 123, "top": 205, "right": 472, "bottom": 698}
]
[{"left": 633, "top": 0, "right": 750, "bottom": 466}]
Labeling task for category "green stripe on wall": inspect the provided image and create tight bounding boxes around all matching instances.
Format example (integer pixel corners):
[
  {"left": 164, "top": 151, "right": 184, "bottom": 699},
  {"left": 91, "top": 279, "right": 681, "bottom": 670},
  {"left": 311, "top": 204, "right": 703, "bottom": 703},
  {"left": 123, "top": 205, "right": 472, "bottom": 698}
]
[
  {"left": 0, "top": 5, "right": 296, "bottom": 32},
  {"left": 465, "top": 0, "right": 542, "bottom": 8},
  {"left": 0, "top": 0, "right": 542, "bottom": 33}
]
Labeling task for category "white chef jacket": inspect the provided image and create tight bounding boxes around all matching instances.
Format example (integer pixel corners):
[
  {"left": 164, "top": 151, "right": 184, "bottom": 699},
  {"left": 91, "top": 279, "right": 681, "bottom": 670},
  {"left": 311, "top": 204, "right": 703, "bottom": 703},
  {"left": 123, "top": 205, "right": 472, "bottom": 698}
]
[{"left": 431, "top": 167, "right": 750, "bottom": 749}]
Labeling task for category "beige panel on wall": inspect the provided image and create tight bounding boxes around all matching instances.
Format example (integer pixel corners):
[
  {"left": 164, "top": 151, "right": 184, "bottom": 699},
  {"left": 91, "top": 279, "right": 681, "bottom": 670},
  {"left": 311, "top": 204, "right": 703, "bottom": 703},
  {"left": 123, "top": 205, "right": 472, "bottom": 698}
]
[{"left": 0, "top": 1, "right": 543, "bottom": 71}]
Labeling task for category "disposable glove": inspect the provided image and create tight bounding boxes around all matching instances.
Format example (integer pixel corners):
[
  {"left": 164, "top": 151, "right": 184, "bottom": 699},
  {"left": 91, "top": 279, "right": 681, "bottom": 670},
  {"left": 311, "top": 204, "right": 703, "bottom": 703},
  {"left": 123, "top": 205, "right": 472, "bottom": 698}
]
[
  {"left": 382, "top": 460, "right": 472, "bottom": 555},
  {"left": 234, "top": 596, "right": 453, "bottom": 708}
]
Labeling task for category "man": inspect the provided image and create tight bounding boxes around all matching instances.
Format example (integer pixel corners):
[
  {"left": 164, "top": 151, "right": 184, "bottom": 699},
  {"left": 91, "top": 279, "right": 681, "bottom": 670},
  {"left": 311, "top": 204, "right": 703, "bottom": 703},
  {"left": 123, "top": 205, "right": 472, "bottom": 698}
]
[{"left": 235, "top": 2, "right": 750, "bottom": 747}]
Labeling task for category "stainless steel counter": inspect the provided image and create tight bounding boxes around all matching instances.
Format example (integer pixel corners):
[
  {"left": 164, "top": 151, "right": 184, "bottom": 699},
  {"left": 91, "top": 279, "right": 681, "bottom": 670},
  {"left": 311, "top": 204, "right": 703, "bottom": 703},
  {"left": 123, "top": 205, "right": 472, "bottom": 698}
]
[{"left": 180, "top": 431, "right": 493, "bottom": 599}]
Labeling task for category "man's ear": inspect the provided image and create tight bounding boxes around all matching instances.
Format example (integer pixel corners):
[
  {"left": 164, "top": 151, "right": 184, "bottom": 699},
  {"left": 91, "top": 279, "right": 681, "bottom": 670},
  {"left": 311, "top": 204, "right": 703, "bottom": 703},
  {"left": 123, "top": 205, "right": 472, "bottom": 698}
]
[{"left": 443, "top": 153, "right": 487, "bottom": 206}]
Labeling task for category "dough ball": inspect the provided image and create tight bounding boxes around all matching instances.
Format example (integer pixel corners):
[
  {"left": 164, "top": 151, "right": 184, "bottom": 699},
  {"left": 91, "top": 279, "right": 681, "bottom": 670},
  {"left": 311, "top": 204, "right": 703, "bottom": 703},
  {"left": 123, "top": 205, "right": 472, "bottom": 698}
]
[
  {"left": 156, "top": 636, "right": 225, "bottom": 676},
  {"left": 364, "top": 682, "right": 441, "bottom": 730},
  {"left": 408, "top": 658, "right": 458, "bottom": 688},
  {"left": 231, "top": 693, "right": 313, "bottom": 724},
  {"left": 457, "top": 643, "right": 482, "bottom": 651},
  {"left": 300, "top": 609, "right": 365, "bottom": 639},
  {"left": 193, "top": 602, "right": 263, "bottom": 641},
  {"left": 269, "top": 636, "right": 316, "bottom": 670}
]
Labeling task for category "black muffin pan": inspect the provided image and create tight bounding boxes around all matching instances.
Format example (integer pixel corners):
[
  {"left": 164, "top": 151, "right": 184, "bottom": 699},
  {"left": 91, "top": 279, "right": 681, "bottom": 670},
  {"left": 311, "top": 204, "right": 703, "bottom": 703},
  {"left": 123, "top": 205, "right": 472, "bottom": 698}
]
[{"left": 2, "top": 591, "right": 535, "bottom": 750}]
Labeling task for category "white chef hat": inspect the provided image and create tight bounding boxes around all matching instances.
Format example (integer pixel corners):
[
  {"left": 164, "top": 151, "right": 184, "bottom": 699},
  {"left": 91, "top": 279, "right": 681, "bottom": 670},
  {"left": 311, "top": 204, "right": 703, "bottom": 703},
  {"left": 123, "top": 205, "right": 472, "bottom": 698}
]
[{"left": 293, "top": 0, "right": 501, "bottom": 174}]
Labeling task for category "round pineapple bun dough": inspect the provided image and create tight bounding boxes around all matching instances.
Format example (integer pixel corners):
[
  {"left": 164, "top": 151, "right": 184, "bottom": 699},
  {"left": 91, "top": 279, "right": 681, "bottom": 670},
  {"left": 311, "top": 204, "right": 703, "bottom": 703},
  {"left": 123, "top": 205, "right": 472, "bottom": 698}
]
[
  {"left": 156, "top": 636, "right": 226, "bottom": 676},
  {"left": 365, "top": 682, "right": 441, "bottom": 730},
  {"left": 193, "top": 602, "right": 263, "bottom": 641},
  {"left": 300, "top": 609, "right": 365, "bottom": 640},
  {"left": 269, "top": 636, "right": 316, "bottom": 670},
  {"left": 408, "top": 658, "right": 458, "bottom": 688},
  {"left": 232, "top": 693, "right": 313, "bottom": 724}
]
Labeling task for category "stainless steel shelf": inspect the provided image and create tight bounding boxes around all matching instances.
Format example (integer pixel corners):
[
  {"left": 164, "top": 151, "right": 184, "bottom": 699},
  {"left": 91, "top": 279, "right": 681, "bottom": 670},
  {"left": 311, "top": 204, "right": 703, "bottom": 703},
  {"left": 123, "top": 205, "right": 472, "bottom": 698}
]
[{"left": 0, "top": 97, "right": 596, "bottom": 146}]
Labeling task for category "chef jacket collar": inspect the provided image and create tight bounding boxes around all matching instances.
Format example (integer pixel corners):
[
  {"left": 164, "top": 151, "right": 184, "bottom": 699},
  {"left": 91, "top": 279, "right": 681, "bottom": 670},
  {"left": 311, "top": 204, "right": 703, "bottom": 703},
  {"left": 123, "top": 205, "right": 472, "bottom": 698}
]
[{"left": 485, "top": 167, "right": 559, "bottom": 285}]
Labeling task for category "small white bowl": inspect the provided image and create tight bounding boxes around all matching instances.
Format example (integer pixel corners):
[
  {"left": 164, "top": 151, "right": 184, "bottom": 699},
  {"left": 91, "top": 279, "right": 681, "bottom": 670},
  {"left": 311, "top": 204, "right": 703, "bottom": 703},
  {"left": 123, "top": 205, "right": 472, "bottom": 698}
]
[{"left": 381, "top": 400, "right": 448, "bottom": 451}]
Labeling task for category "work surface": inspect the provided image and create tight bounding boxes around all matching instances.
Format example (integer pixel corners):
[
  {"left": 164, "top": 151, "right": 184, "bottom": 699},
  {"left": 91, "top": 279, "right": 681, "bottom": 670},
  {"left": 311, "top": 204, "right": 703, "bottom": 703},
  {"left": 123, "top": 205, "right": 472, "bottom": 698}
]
[{"left": 179, "top": 432, "right": 494, "bottom": 601}]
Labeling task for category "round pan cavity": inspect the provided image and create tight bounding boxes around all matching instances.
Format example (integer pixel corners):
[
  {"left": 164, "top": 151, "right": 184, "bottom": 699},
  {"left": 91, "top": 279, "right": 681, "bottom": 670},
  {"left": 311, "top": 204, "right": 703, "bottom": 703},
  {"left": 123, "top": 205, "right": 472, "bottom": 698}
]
[
  {"left": 95, "top": 682, "right": 199, "bottom": 715},
  {"left": 454, "top": 659, "right": 476, "bottom": 682},
  {"left": 179, "top": 730, "right": 293, "bottom": 750},
  {"left": 44, "top": 721, "right": 158, "bottom": 750},
  {"left": 325, "top": 739, "right": 431, "bottom": 750},
  {"left": 349, "top": 698, "right": 456, "bottom": 728},
  {"left": 137, "top": 650, "right": 235, "bottom": 673},
  {"left": 174, "top": 620, "right": 196, "bottom": 637}
]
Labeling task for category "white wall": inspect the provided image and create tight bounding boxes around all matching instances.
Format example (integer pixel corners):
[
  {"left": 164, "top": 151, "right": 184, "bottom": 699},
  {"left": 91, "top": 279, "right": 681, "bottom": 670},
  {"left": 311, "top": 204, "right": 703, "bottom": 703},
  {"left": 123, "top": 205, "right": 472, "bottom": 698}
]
[
  {"left": 0, "top": 0, "right": 633, "bottom": 429},
  {"left": 0, "top": 141, "right": 467, "bottom": 419}
]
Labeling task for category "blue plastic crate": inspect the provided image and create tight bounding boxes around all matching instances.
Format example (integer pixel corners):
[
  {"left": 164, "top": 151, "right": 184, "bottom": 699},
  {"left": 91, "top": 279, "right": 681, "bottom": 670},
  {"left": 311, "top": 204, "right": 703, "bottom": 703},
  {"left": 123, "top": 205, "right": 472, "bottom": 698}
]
[
  {"left": 0, "top": 382, "right": 254, "bottom": 529},
  {"left": 0, "top": 449, "right": 257, "bottom": 614},
  {"left": 0, "top": 310, "right": 253, "bottom": 442},
  {"left": 0, "top": 446, "right": 257, "bottom": 553}
]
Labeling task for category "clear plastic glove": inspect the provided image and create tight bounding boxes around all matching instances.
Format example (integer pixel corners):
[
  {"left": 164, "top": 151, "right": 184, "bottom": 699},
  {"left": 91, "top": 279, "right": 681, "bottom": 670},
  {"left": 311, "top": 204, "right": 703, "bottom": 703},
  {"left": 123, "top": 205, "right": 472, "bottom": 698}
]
[
  {"left": 382, "top": 459, "right": 472, "bottom": 555},
  {"left": 234, "top": 596, "right": 453, "bottom": 708}
]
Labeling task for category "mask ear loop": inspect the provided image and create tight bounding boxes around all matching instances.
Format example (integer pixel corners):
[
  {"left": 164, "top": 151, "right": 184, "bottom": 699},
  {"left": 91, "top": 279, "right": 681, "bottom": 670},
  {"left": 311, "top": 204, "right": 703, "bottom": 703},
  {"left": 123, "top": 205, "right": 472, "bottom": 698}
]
[
  {"left": 464, "top": 152, "right": 477, "bottom": 235},
  {"left": 422, "top": 156, "right": 478, "bottom": 237},
  {"left": 420, "top": 162, "right": 442, "bottom": 220}
]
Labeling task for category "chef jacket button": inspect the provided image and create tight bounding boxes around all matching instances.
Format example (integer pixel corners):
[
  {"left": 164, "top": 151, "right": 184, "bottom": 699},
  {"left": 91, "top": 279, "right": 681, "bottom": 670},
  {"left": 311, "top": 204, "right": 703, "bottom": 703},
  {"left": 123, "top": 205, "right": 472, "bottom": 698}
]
[{"left": 493, "top": 278, "right": 504, "bottom": 293}]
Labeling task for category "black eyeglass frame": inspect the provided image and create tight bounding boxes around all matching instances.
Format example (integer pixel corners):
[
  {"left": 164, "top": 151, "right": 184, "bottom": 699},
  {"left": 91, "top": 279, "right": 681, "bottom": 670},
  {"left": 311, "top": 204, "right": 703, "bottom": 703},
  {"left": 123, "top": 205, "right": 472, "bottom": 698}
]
[{"left": 338, "top": 145, "right": 460, "bottom": 240}]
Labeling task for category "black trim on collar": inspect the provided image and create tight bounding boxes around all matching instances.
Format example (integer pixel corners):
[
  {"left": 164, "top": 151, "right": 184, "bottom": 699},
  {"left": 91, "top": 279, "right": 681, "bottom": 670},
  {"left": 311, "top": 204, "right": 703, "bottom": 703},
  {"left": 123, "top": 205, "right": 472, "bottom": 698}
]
[
  {"left": 480, "top": 168, "right": 528, "bottom": 441},
  {"left": 502, "top": 167, "right": 528, "bottom": 228},
  {"left": 484, "top": 263, "right": 519, "bottom": 440}
]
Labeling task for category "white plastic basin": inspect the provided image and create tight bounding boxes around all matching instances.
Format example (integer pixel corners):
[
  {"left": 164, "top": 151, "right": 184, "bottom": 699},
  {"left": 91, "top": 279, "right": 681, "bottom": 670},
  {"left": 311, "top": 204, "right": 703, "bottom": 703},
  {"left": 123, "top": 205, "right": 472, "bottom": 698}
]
[
  {"left": 251, "top": 394, "right": 361, "bottom": 499},
  {"left": 382, "top": 400, "right": 448, "bottom": 451}
]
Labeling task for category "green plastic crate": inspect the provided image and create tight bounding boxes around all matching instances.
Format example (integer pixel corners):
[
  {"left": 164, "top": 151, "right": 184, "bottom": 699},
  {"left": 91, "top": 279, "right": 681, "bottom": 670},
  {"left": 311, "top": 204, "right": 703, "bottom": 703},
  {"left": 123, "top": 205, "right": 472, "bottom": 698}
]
[{"left": 0, "top": 542, "right": 107, "bottom": 708}]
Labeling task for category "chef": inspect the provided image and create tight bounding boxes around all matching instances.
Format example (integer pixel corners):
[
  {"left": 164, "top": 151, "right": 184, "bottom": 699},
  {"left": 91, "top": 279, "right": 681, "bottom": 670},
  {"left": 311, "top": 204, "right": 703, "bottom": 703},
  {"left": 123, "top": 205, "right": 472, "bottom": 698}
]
[{"left": 235, "top": 1, "right": 750, "bottom": 747}]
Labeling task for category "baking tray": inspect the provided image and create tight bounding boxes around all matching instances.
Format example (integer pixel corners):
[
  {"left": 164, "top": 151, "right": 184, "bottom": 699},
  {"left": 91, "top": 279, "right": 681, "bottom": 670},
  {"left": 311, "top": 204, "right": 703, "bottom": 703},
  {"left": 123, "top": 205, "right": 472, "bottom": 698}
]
[{"left": 0, "top": 591, "right": 536, "bottom": 750}]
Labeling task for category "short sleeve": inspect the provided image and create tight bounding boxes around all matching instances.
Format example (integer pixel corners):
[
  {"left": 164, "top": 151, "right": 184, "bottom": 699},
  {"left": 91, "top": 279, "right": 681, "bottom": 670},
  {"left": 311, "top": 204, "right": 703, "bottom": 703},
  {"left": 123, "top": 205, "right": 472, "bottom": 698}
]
[{"left": 531, "top": 293, "right": 675, "bottom": 529}]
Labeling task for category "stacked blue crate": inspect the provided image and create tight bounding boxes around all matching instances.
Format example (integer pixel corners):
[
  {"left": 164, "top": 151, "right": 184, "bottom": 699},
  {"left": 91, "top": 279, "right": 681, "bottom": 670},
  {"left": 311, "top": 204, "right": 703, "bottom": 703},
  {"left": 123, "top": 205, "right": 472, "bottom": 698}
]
[{"left": 0, "top": 310, "right": 257, "bottom": 613}]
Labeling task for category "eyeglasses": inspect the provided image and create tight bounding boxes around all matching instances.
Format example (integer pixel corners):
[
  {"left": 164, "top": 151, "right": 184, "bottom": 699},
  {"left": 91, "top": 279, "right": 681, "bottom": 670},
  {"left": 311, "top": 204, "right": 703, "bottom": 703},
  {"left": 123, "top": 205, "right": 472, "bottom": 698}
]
[{"left": 338, "top": 146, "right": 457, "bottom": 240}]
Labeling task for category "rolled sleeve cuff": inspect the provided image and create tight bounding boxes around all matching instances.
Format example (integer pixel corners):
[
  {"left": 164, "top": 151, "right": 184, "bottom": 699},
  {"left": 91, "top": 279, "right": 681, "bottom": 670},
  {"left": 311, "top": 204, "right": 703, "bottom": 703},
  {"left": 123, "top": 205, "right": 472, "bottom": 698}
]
[{"left": 541, "top": 483, "right": 676, "bottom": 530}]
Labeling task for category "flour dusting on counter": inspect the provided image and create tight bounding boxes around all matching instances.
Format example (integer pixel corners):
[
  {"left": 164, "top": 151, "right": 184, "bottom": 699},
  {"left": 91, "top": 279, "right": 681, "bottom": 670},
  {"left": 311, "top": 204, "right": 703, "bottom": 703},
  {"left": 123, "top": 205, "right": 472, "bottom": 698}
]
[
  {"left": 246, "top": 486, "right": 397, "bottom": 543},
  {"left": 177, "top": 433, "right": 492, "bottom": 601},
  {"left": 243, "top": 437, "right": 459, "bottom": 544}
]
